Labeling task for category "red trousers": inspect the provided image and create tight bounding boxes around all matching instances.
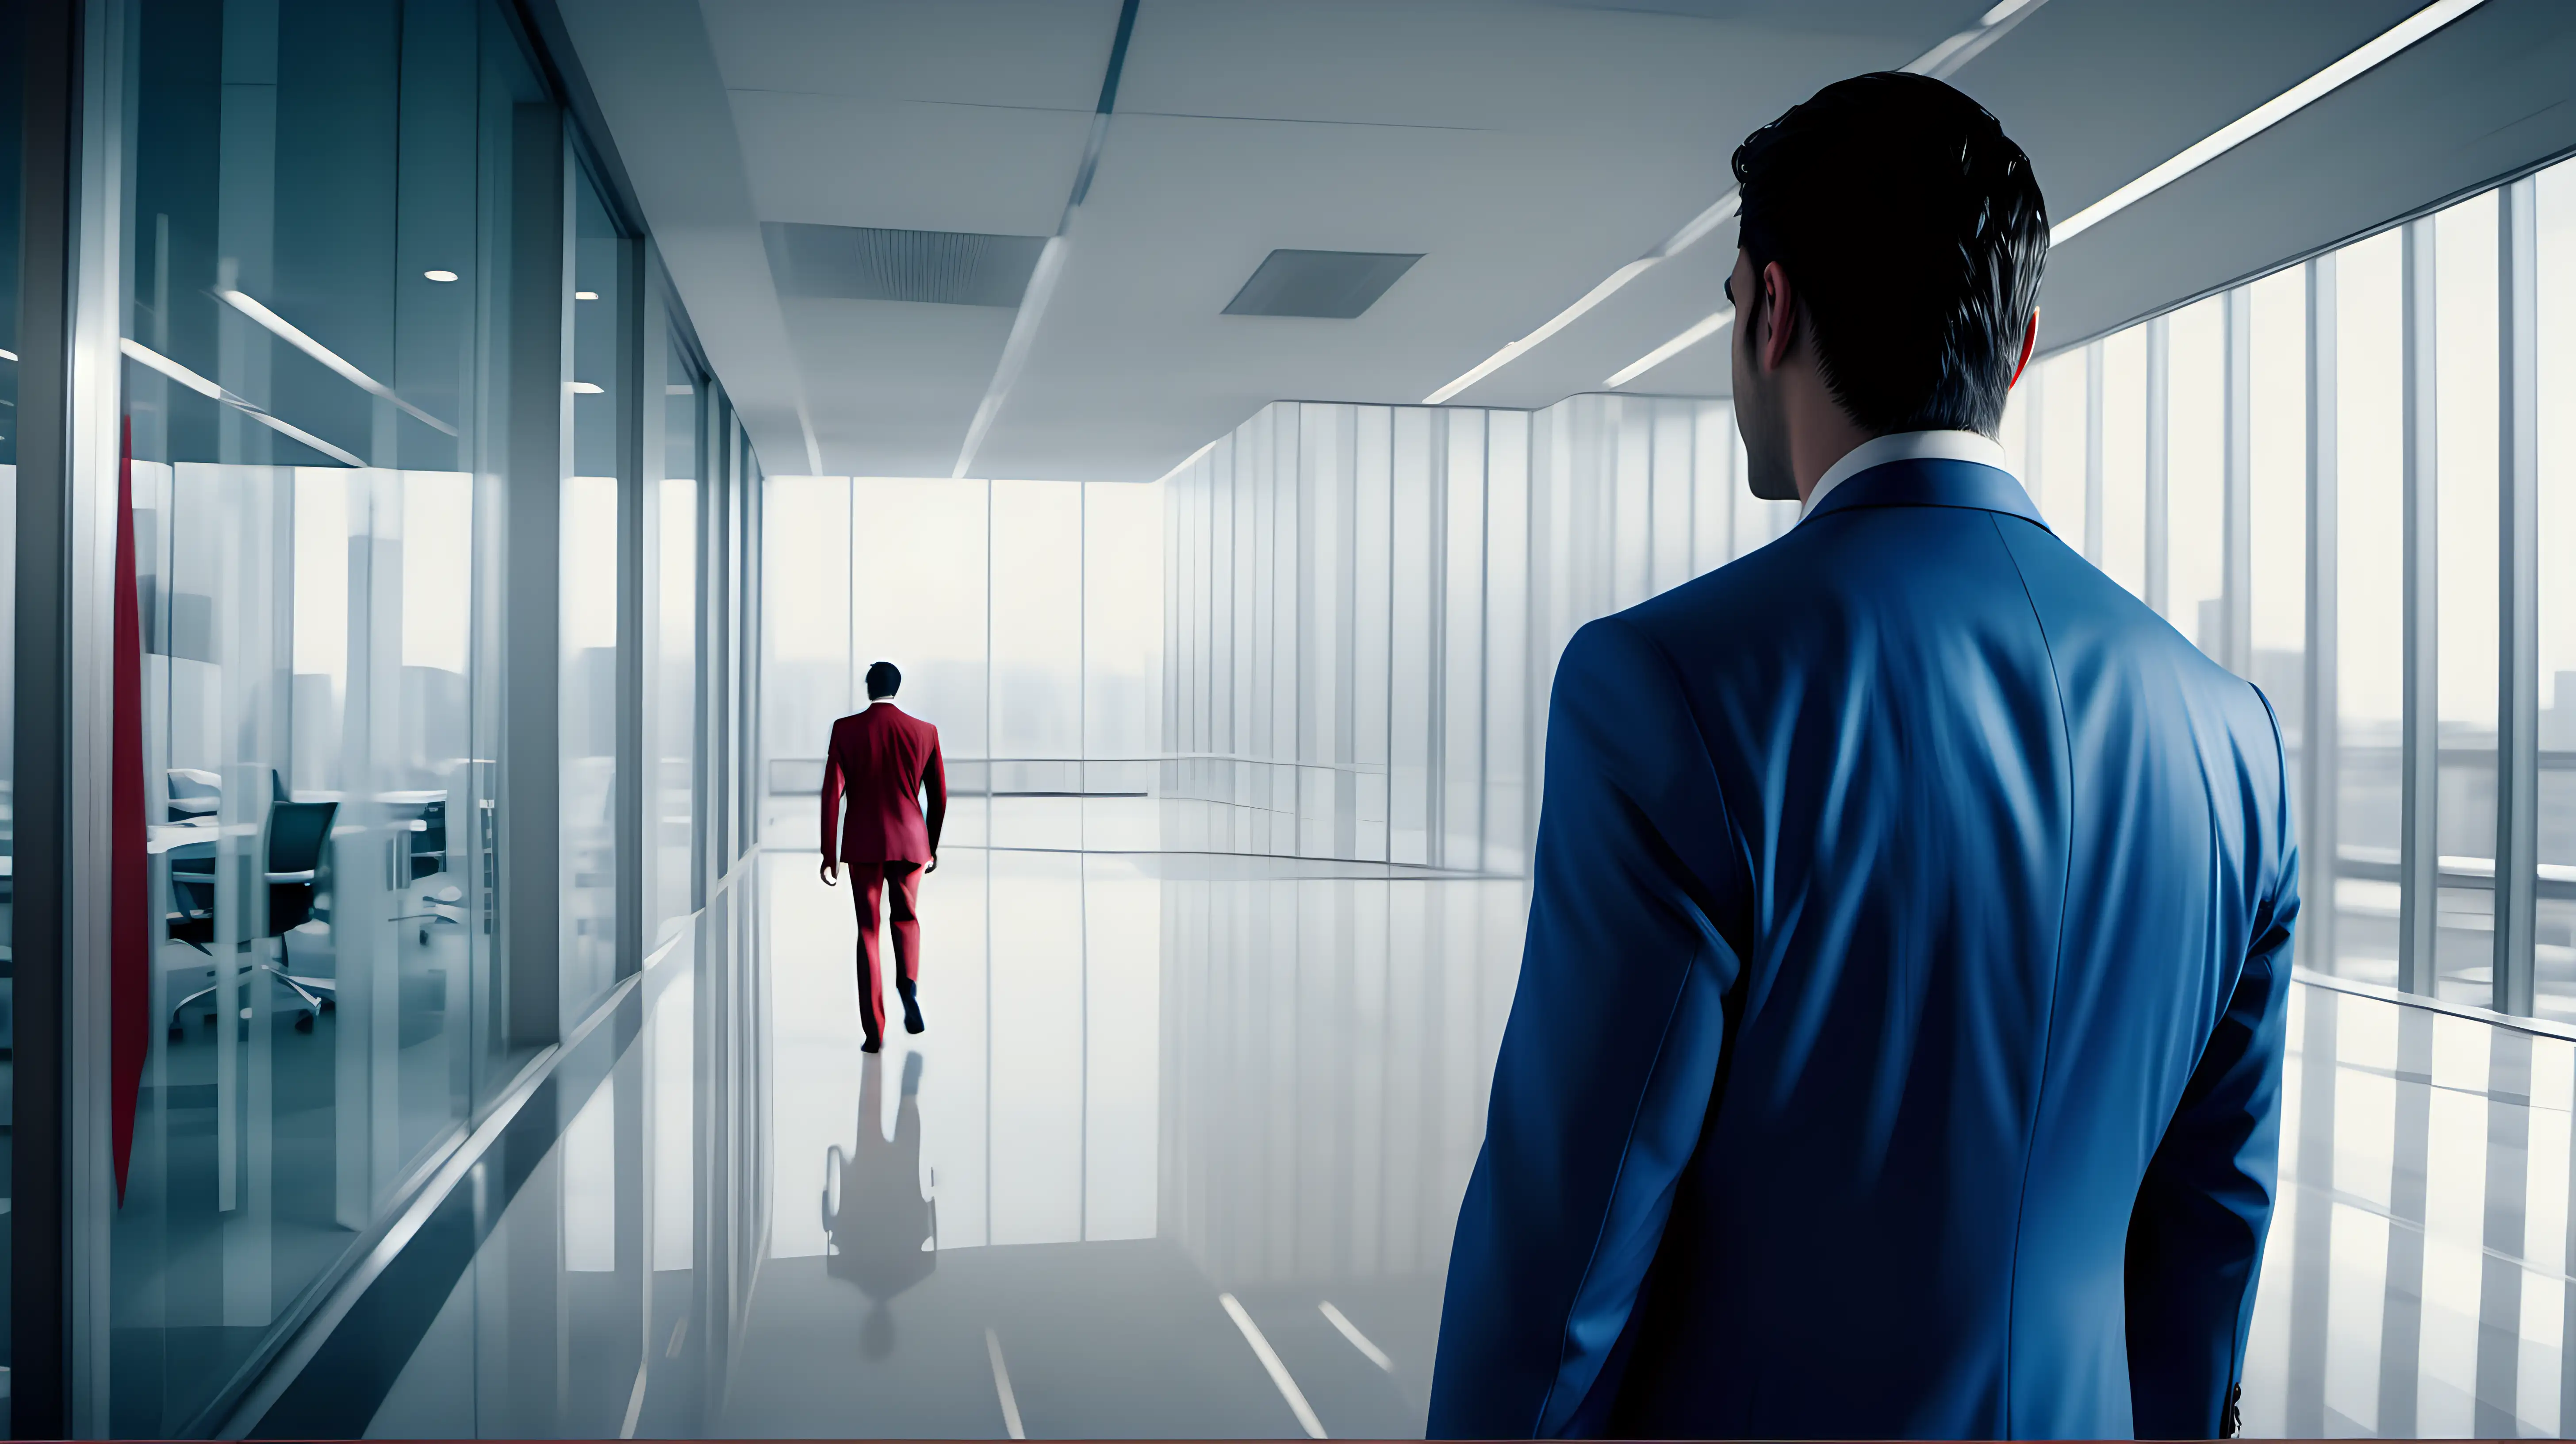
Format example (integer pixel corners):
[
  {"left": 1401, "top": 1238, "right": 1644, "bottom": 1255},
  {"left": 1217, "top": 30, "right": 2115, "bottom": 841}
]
[{"left": 850, "top": 860, "right": 922, "bottom": 1040}]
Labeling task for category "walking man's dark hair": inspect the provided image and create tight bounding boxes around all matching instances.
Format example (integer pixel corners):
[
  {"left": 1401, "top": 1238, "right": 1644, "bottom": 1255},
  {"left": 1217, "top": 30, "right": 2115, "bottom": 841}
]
[
  {"left": 1732, "top": 72, "right": 2048, "bottom": 436},
  {"left": 866, "top": 660, "right": 901, "bottom": 699}
]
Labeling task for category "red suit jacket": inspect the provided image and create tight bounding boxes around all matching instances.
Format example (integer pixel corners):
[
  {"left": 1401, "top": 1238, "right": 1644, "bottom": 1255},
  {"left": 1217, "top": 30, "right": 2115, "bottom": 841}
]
[{"left": 821, "top": 703, "right": 947, "bottom": 864}]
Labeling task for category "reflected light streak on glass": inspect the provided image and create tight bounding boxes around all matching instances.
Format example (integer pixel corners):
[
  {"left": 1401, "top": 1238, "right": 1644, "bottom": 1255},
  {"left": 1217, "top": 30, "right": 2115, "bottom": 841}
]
[
  {"left": 119, "top": 336, "right": 368, "bottom": 466},
  {"left": 217, "top": 286, "right": 458, "bottom": 435}
]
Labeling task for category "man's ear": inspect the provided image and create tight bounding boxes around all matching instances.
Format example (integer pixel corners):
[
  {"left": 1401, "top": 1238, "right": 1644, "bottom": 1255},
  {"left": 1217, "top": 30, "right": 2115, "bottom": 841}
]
[
  {"left": 2010, "top": 307, "right": 2040, "bottom": 388},
  {"left": 1760, "top": 261, "right": 1798, "bottom": 374}
]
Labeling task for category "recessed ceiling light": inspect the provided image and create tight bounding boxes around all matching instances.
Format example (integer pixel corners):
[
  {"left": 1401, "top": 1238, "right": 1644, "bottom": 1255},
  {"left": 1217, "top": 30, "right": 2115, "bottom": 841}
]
[
  {"left": 423, "top": 269, "right": 459, "bottom": 283},
  {"left": 570, "top": 381, "right": 605, "bottom": 394},
  {"left": 575, "top": 290, "right": 599, "bottom": 301}
]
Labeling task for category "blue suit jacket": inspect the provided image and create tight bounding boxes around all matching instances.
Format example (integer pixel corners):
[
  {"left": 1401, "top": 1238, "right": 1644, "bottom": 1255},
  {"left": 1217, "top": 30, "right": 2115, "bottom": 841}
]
[{"left": 1429, "top": 458, "right": 2299, "bottom": 1440}]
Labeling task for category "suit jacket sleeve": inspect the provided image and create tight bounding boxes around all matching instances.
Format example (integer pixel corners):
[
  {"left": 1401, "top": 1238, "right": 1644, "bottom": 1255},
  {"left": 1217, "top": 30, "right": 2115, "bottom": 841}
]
[
  {"left": 921, "top": 730, "right": 947, "bottom": 853},
  {"left": 2125, "top": 699, "right": 2301, "bottom": 1439},
  {"left": 1427, "top": 617, "right": 1746, "bottom": 1439},
  {"left": 820, "top": 723, "right": 845, "bottom": 861}
]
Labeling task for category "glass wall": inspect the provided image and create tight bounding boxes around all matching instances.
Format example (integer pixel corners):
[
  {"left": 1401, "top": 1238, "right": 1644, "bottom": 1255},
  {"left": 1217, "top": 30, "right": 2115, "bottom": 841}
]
[
  {"left": 2017, "top": 152, "right": 2576, "bottom": 1022},
  {"left": 1162, "top": 394, "right": 1786, "bottom": 876},
  {"left": 113, "top": 2, "right": 537, "bottom": 1430},
  {"left": 562, "top": 170, "right": 627, "bottom": 1025},
  {"left": 652, "top": 337, "right": 702, "bottom": 945},
  {"left": 75, "top": 0, "right": 762, "bottom": 1433},
  {"left": 759, "top": 476, "right": 1161, "bottom": 854}
]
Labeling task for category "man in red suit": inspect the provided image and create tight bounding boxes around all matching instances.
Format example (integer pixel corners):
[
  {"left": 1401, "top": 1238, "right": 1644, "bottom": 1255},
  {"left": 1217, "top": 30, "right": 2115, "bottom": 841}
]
[{"left": 821, "top": 661, "right": 948, "bottom": 1052}]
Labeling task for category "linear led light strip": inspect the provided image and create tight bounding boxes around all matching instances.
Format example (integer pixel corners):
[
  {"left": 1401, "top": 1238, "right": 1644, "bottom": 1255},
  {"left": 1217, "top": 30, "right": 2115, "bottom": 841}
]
[
  {"left": 121, "top": 336, "right": 368, "bottom": 468},
  {"left": 1600, "top": 0, "right": 2492, "bottom": 391},
  {"left": 1606, "top": 304, "right": 1732, "bottom": 389},
  {"left": 1422, "top": 0, "right": 2052, "bottom": 406},
  {"left": 218, "top": 288, "right": 459, "bottom": 436},
  {"left": 2051, "top": 0, "right": 2487, "bottom": 243}
]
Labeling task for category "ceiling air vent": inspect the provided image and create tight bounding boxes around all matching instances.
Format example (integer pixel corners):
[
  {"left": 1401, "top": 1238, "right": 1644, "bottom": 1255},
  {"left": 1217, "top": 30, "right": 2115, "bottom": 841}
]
[
  {"left": 1223, "top": 249, "right": 1422, "bottom": 319},
  {"left": 763, "top": 222, "right": 1048, "bottom": 307}
]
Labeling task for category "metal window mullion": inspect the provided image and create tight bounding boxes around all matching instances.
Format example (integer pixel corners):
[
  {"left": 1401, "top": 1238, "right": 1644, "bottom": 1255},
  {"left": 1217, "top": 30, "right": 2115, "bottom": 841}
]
[
  {"left": 14, "top": 0, "right": 95, "bottom": 1432},
  {"left": 2398, "top": 218, "right": 2441, "bottom": 997},
  {"left": 2305, "top": 256, "right": 2341, "bottom": 975},
  {"left": 2496, "top": 177, "right": 2541, "bottom": 1017},
  {"left": 614, "top": 230, "right": 648, "bottom": 980},
  {"left": 2145, "top": 315, "right": 2170, "bottom": 617},
  {"left": 2084, "top": 340, "right": 2105, "bottom": 564},
  {"left": 2223, "top": 288, "right": 2254, "bottom": 676}
]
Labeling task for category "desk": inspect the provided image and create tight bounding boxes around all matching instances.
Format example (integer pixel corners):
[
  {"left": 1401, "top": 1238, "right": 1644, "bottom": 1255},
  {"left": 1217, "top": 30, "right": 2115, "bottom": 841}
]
[{"left": 148, "top": 819, "right": 228, "bottom": 856}]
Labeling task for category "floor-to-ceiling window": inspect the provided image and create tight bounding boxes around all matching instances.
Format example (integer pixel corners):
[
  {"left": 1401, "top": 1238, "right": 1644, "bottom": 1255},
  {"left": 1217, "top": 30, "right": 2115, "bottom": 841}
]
[
  {"left": 2537, "top": 159, "right": 2576, "bottom": 1015},
  {"left": 2012, "top": 152, "right": 2576, "bottom": 1021},
  {"left": 560, "top": 168, "right": 627, "bottom": 1024},
  {"left": 759, "top": 474, "right": 1164, "bottom": 857},
  {"left": 652, "top": 334, "right": 703, "bottom": 945}
]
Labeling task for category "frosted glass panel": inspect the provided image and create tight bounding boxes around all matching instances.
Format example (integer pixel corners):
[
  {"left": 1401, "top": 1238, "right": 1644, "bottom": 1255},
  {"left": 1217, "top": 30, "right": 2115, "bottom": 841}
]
[{"left": 1161, "top": 393, "right": 1753, "bottom": 872}]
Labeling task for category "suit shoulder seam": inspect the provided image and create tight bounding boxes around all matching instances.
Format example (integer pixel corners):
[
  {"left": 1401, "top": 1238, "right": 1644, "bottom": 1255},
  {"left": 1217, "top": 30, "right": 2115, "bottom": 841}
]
[{"left": 1986, "top": 512, "right": 2082, "bottom": 1438}]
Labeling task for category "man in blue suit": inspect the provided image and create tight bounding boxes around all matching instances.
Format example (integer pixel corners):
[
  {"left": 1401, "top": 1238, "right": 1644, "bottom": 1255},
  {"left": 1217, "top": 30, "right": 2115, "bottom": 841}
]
[{"left": 1430, "top": 73, "right": 2297, "bottom": 1440}]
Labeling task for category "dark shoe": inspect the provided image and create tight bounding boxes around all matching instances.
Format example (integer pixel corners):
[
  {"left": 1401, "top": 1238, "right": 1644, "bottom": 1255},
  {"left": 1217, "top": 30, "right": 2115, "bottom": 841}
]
[
  {"left": 899, "top": 980, "right": 925, "bottom": 1035},
  {"left": 861, "top": 1035, "right": 882, "bottom": 1054}
]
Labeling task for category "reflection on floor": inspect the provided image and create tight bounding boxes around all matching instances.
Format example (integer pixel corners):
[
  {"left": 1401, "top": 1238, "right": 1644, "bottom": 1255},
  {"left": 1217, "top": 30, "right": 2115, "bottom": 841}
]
[{"left": 332, "top": 848, "right": 2576, "bottom": 1439}]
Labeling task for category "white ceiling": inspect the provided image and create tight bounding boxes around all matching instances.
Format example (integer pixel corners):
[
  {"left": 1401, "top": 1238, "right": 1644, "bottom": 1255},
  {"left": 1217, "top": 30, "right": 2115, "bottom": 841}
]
[{"left": 554, "top": 0, "right": 2576, "bottom": 483}]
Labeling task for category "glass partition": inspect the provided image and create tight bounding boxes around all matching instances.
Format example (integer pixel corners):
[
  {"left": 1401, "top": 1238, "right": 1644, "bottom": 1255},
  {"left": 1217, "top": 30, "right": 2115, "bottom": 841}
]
[
  {"left": 560, "top": 168, "right": 626, "bottom": 1025},
  {"left": 1163, "top": 395, "right": 1779, "bottom": 873},
  {"left": 111, "top": 0, "right": 545, "bottom": 1430},
  {"left": 652, "top": 336, "right": 702, "bottom": 944}
]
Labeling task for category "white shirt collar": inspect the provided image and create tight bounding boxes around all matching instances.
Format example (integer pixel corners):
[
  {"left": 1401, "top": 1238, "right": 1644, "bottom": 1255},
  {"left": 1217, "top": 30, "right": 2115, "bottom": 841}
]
[
  {"left": 866, "top": 697, "right": 897, "bottom": 709},
  {"left": 1798, "top": 429, "right": 2013, "bottom": 523}
]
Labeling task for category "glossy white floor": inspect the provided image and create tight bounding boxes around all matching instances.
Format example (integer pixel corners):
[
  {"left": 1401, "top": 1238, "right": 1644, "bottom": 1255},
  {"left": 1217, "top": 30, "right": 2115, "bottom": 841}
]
[{"left": 346, "top": 843, "right": 2576, "bottom": 1439}]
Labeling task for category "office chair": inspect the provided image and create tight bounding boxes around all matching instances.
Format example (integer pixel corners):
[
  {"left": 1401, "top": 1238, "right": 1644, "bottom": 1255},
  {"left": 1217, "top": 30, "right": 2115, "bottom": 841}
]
[{"left": 169, "top": 799, "right": 339, "bottom": 1039}]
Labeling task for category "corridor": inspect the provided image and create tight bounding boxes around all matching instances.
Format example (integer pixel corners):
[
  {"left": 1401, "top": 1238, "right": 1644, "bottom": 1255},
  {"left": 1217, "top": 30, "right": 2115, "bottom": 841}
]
[
  {"left": 310, "top": 839, "right": 1522, "bottom": 1439},
  {"left": 200, "top": 838, "right": 2576, "bottom": 1439}
]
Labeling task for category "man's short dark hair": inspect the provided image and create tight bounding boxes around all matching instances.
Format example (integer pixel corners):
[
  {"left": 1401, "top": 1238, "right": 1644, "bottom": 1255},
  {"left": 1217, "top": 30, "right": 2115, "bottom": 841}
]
[
  {"left": 866, "top": 660, "right": 901, "bottom": 699},
  {"left": 1733, "top": 72, "right": 2047, "bottom": 436}
]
